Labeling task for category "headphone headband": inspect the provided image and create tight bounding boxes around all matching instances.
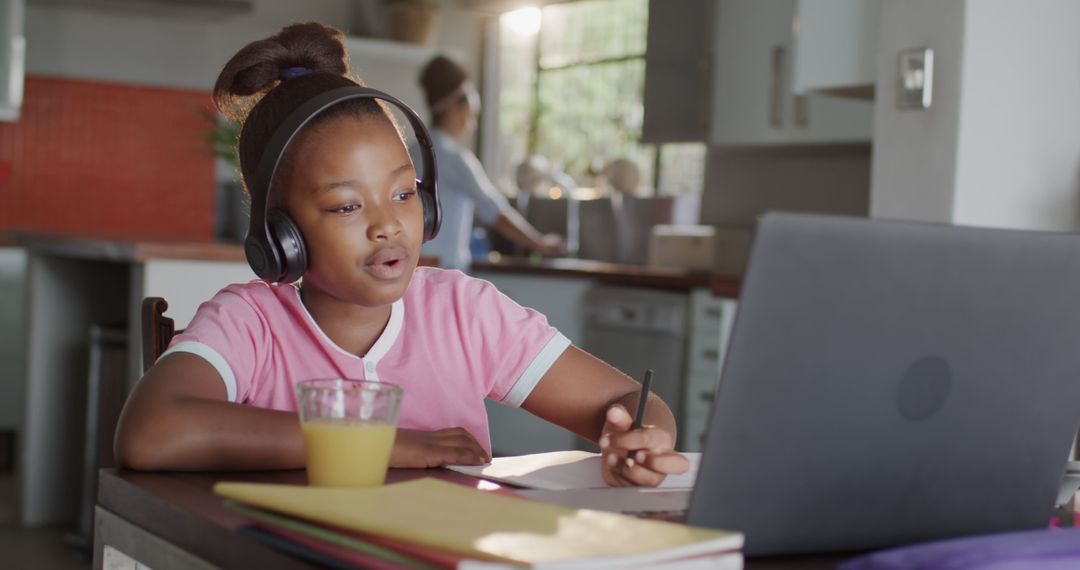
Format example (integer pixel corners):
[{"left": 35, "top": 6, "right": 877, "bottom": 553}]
[{"left": 245, "top": 85, "right": 441, "bottom": 282}]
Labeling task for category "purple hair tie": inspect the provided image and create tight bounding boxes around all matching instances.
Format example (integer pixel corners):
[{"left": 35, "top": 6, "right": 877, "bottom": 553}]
[{"left": 280, "top": 66, "right": 312, "bottom": 81}]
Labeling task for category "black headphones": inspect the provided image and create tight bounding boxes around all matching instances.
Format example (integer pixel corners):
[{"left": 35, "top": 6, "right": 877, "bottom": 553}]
[{"left": 245, "top": 85, "right": 441, "bottom": 284}]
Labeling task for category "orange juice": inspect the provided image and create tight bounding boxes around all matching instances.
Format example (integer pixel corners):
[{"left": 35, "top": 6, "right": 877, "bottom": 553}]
[{"left": 300, "top": 419, "right": 397, "bottom": 487}]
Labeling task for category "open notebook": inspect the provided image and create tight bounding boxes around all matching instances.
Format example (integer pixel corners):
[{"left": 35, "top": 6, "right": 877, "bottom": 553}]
[{"left": 445, "top": 451, "right": 701, "bottom": 491}]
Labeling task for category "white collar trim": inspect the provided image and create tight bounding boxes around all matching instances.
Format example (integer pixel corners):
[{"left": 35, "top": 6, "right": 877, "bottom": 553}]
[{"left": 291, "top": 286, "right": 404, "bottom": 371}]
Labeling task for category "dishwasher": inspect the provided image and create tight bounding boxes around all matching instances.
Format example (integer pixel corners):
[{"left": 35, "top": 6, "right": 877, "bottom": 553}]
[{"left": 582, "top": 285, "right": 688, "bottom": 441}]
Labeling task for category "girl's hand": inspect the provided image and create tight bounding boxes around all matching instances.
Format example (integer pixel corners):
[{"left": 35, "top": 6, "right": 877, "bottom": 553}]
[
  {"left": 599, "top": 404, "right": 690, "bottom": 487},
  {"left": 390, "top": 427, "right": 490, "bottom": 468}
]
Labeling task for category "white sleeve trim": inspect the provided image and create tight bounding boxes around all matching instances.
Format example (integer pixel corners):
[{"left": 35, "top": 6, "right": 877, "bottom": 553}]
[
  {"left": 161, "top": 341, "right": 238, "bottom": 402},
  {"left": 499, "top": 333, "right": 572, "bottom": 408}
]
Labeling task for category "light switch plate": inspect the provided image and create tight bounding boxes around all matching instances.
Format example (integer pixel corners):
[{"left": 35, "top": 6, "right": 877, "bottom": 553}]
[{"left": 898, "top": 47, "right": 934, "bottom": 110}]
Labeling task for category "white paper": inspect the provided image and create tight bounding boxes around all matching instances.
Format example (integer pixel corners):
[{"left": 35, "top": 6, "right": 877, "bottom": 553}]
[
  {"left": 512, "top": 487, "right": 693, "bottom": 514},
  {"left": 446, "top": 451, "right": 700, "bottom": 491}
]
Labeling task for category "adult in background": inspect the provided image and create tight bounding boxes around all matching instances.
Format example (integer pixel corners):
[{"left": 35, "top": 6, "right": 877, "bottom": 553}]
[{"left": 411, "top": 55, "right": 565, "bottom": 271}]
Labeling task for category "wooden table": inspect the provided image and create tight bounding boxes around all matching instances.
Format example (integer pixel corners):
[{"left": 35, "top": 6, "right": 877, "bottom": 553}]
[{"left": 94, "top": 468, "right": 855, "bottom": 570}]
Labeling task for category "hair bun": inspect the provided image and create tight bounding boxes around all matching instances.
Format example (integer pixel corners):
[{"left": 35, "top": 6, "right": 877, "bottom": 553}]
[{"left": 213, "top": 22, "right": 350, "bottom": 120}]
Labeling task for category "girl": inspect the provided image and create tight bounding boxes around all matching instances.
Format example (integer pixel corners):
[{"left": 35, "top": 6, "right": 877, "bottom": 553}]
[{"left": 114, "top": 22, "right": 688, "bottom": 487}]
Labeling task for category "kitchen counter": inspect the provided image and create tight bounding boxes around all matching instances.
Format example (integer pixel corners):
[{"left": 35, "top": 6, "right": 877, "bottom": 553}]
[
  {"left": 11, "top": 233, "right": 742, "bottom": 296},
  {"left": 473, "top": 255, "right": 742, "bottom": 298},
  {"left": 9, "top": 231, "right": 247, "bottom": 262},
  {"left": 11, "top": 231, "right": 257, "bottom": 526}
]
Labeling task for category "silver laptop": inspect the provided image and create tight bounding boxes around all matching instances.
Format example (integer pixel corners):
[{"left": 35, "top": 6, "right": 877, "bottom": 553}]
[{"left": 687, "top": 213, "right": 1080, "bottom": 556}]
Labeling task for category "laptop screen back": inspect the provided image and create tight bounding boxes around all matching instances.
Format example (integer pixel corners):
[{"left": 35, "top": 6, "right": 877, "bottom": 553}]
[{"left": 688, "top": 213, "right": 1080, "bottom": 556}]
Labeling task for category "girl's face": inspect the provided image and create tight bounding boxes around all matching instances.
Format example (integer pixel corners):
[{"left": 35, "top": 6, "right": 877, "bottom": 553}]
[{"left": 282, "top": 115, "right": 424, "bottom": 307}]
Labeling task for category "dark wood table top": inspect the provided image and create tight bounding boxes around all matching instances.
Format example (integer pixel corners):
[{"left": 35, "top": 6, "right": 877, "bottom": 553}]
[
  {"left": 472, "top": 256, "right": 742, "bottom": 298},
  {"left": 98, "top": 468, "right": 854, "bottom": 569},
  {"left": 473, "top": 254, "right": 743, "bottom": 295}
]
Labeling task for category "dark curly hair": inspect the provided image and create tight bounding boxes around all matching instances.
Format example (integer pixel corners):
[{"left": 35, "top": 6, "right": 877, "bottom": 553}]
[{"left": 212, "top": 22, "right": 396, "bottom": 201}]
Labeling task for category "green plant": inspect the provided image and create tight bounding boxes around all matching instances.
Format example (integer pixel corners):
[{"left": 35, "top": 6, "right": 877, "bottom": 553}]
[{"left": 200, "top": 108, "right": 241, "bottom": 171}]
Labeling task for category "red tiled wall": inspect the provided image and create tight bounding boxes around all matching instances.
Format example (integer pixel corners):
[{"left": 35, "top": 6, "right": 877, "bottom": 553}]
[{"left": 0, "top": 76, "right": 216, "bottom": 240}]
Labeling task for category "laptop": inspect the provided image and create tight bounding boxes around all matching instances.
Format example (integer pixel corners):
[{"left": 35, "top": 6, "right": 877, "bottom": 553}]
[{"left": 686, "top": 213, "right": 1080, "bottom": 556}]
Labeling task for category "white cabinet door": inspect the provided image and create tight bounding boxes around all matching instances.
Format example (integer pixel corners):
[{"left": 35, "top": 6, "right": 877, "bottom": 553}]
[
  {"left": 680, "top": 290, "right": 737, "bottom": 452},
  {"left": 710, "top": 0, "right": 873, "bottom": 146},
  {"left": 793, "top": 0, "right": 879, "bottom": 96},
  {"left": 0, "top": 0, "right": 25, "bottom": 122}
]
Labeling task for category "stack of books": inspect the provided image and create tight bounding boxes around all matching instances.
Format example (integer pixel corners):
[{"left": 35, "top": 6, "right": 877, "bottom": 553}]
[{"left": 214, "top": 477, "right": 743, "bottom": 569}]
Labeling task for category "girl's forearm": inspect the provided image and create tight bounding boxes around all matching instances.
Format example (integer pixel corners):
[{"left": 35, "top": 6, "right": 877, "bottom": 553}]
[{"left": 116, "top": 397, "right": 306, "bottom": 471}]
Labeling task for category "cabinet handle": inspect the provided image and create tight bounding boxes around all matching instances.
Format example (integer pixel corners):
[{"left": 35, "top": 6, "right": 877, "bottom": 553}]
[
  {"left": 700, "top": 390, "right": 715, "bottom": 402},
  {"left": 794, "top": 93, "right": 809, "bottom": 128},
  {"left": 703, "top": 348, "right": 720, "bottom": 360},
  {"left": 704, "top": 307, "right": 722, "bottom": 319},
  {"left": 770, "top": 45, "right": 786, "bottom": 128}
]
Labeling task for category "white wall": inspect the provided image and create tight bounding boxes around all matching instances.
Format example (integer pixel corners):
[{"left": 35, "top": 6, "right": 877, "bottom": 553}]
[
  {"left": 871, "top": 0, "right": 1080, "bottom": 232},
  {"left": 951, "top": 0, "right": 1080, "bottom": 231},
  {"left": 869, "top": 0, "right": 966, "bottom": 223},
  {"left": 25, "top": 0, "right": 353, "bottom": 90},
  {"left": 25, "top": 0, "right": 485, "bottom": 93}
]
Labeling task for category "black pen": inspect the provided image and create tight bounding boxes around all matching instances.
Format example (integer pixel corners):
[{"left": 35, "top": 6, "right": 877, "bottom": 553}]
[{"left": 628, "top": 369, "right": 654, "bottom": 461}]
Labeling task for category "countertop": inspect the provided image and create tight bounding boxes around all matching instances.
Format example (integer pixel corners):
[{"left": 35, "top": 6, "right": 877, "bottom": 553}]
[
  {"left": 8, "top": 231, "right": 247, "bottom": 263},
  {"left": 6, "top": 233, "right": 743, "bottom": 297},
  {"left": 473, "top": 255, "right": 741, "bottom": 297}
]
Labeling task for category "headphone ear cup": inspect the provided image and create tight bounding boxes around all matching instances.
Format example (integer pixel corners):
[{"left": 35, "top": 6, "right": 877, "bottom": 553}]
[
  {"left": 244, "top": 235, "right": 277, "bottom": 282},
  {"left": 418, "top": 178, "right": 440, "bottom": 242},
  {"left": 267, "top": 209, "right": 309, "bottom": 283}
]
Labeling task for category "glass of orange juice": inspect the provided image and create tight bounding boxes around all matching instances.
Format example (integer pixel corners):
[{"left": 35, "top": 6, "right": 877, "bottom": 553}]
[{"left": 295, "top": 379, "right": 403, "bottom": 487}]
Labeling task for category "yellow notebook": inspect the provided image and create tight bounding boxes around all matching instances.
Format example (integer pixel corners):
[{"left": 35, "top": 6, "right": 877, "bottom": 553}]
[{"left": 214, "top": 478, "right": 742, "bottom": 567}]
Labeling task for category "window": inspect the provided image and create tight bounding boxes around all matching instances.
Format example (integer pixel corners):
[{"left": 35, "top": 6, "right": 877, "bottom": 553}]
[{"left": 491, "top": 0, "right": 704, "bottom": 199}]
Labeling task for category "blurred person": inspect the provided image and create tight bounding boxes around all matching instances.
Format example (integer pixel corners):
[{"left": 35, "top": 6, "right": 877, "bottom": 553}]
[{"left": 412, "top": 55, "right": 565, "bottom": 271}]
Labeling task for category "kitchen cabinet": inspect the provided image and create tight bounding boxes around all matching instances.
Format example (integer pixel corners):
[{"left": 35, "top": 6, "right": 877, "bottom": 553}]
[
  {"left": 710, "top": 0, "right": 873, "bottom": 145},
  {"left": 642, "top": 0, "right": 873, "bottom": 146},
  {"left": 681, "top": 289, "right": 738, "bottom": 452},
  {"left": 0, "top": 248, "right": 25, "bottom": 436},
  {"left": 792, "top": 0, "right": 879, "bottom": 98},
  {"left": 13, "top": 234, "right": 255, "bottom": 525},
  {"left": 640, "top": 0, "right": 714, "bottom": 143},
  {"left": 344, "top": 36, "right": 443, "bottom": 121}
]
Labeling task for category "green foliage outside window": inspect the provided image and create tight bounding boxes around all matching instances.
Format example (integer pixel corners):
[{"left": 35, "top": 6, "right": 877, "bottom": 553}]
[
  {"left": 496, "top": 0, "right": 703, "bottom": 197},
  {"left": 497, "top": 0, "right": 653, "bottom": 193}
]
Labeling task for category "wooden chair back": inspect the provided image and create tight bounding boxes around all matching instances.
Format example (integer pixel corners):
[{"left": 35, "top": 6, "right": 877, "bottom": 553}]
[{"left": 141, "top": 297, "right": 180, "bottom": 373}]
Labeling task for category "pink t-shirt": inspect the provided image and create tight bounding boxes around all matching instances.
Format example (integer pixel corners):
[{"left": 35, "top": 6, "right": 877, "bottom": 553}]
[{"left": 162, "top": 267, "right": 571, "bottom": 453}]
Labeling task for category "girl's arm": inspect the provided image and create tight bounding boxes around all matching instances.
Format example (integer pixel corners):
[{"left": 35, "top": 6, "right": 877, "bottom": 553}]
[
  {"left": 114, "top": 353, "right": 488, "bottom": 471},
  {"left": 520, "top": 345, "right": 690, "bottom": 487},
  {"left": 114, "top": 353, "right": 306, "bottom": 471}
]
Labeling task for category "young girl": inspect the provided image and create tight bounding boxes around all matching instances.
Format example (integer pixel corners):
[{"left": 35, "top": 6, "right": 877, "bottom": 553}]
[{"left": 114, "top": 22, "right": 688, "bottom": 487}]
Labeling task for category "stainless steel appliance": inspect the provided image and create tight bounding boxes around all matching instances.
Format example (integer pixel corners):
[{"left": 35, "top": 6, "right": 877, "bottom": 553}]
[{"left": 581, "top": 285, "right": 688, "bottom": 442}]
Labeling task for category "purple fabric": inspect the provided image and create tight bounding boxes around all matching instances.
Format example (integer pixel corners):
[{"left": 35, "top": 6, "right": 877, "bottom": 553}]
[
  {"left": 279, "top": 67, "right": 312, "bottom": 81},
  {"left": 839, "top": 528, "right": 1080, "bottom": 570}
]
